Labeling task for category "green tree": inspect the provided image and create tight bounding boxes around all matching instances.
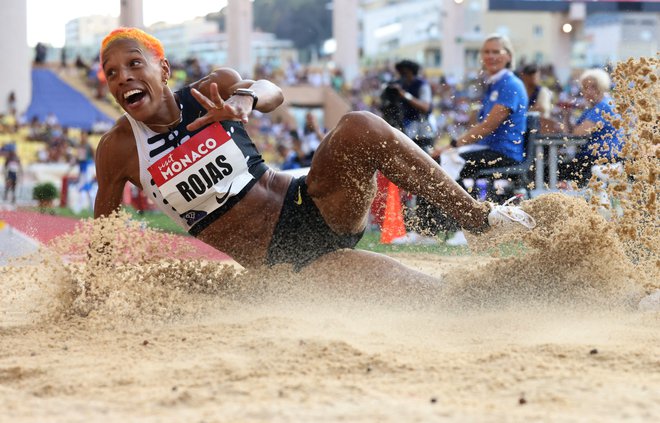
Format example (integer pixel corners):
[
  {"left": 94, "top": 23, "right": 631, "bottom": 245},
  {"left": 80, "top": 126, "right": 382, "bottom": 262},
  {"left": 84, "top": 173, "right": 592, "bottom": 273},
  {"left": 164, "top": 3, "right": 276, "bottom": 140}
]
[
  {"left": 253, "top": 0, "right": 332, "bottom": 59},
  {"left": 205, "top": 0, "right": 332, "bottom": 61}
]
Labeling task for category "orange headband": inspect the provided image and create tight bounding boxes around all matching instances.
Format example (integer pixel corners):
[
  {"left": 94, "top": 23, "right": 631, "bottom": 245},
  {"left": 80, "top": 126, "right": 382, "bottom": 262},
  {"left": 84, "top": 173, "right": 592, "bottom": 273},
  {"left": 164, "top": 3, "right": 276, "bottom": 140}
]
[{"left": 100, "top": 27, "right": 165, "bottom": 64}]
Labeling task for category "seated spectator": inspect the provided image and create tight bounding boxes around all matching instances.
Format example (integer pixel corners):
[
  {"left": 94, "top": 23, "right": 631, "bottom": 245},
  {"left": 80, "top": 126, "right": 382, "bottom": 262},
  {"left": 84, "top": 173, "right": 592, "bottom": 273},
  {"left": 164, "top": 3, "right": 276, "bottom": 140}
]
[
  {"left": 520, "top": 63, "right": 553, "bottom": 119},
  {"left": 301, "top": 111, "right": 325, "bottom": 154},
  {"left": 277, "top": 131, "right": 313, "bottom": 171},
  {"left": 27, "top": 116, "right": 47, "bottom": 141},
  {"left": 559, "top": 68, "right": 623, "bottom": 188},
  {"left": 438, "top": 34, "right": 528, "bottom": 187},
  {"left": 436, "top": 34, "right": 528, "bottom": 246}
]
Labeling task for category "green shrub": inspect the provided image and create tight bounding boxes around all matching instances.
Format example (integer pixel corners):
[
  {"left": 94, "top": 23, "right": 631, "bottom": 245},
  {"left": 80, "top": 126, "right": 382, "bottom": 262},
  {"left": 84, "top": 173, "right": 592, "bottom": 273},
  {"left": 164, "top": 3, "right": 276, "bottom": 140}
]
[{"left": 32, "top": 182, "right": 59, "bottom": 202}]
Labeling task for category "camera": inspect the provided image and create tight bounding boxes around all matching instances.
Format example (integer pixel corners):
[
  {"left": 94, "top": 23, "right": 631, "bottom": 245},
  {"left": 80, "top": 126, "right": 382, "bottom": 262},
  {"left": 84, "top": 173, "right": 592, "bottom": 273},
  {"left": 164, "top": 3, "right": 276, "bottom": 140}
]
[{"left": 380, "top": 83, "right": 404, "bottom": 129}]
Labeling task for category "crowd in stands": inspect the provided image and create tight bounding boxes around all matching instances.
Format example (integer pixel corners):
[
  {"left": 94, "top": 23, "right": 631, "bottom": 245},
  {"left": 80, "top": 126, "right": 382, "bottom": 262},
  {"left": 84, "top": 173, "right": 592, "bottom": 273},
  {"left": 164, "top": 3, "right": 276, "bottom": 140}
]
[
  {"left": 1, "top": 91, "right": 102, "bottom": 208},
  {"left": 246, "top": 58, "right": 613, "bottom": 182},
  {"left": 2, "top": 43, "right": 622, "bottom": 217},
  {"left": 64, "top": 51, "right": 617, "bottom": 180}
]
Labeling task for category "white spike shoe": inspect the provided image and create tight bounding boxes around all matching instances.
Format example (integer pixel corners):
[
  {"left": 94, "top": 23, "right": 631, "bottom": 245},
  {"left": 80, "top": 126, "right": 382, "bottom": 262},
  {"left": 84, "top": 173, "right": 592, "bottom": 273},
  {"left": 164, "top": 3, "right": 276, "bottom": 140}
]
[{"left": 487, "top": 196, "right": 536, "bottom": 230}]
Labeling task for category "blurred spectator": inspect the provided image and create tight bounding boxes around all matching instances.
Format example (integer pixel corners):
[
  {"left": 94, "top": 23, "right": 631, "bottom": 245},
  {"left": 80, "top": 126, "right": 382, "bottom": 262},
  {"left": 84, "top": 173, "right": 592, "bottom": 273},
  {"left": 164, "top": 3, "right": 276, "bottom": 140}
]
[
  {"left": 278, "top": 131, "right": 313, "bottom": 170},
  {"left": 6, "top": 91, "right": 17, "bottom": 117},
  {"left": 383, "top": 60, "right": 435, "bottom": 151},
  {"left": 27, "top": 116, "right": 47, "bottom": 141},
  {"left": 45, "top": 112, "right": 59, "bottom": 128},
  {"left": 301, "top": 111, "right": 325, "bottom": 155},
  {"left": 520, "top": 63, "right": 553, "bottom": 119},
  {"left": 185, "top": 58, "right": 204, "bottom": 84},
  {"left": 3, "top": 148, "right": 21, "bottom": 204},
  {"left": 284, "top": 59, "right": 296, "bottom": 85},
  {"left": 69, "top": 130, "right": 96, "bottom": 211},
  {"left": 437, "top": 34, "right": 528, "bottom": 246},
  {"left": 331, "top": 69, "right": 346, "bottom": 93},
  {"left": 34, "top": 42, "right": 47, "bottom": 65},
  {"left": 75, "top": 55, "right": 90, "bottom": 74},
  {"left": 559, "top": 68, "right": 623, "bottom": 187},
  {"left": 48, "top": 126, "right": 74, "bottom": 163},
  {"left": 60, "top": 47, "right": 67, "bottom": 69},
  {"left": 0, "top": 113, "right": 17, "bottom": 133}
]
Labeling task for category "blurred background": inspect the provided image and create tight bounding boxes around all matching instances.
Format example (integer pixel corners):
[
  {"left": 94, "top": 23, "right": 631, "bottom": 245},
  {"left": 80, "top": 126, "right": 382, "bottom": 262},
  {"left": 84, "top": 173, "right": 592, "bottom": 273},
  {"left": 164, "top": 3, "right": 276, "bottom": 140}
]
[{"left": 0, "top": 0, "right": 657, "bottom": 221}]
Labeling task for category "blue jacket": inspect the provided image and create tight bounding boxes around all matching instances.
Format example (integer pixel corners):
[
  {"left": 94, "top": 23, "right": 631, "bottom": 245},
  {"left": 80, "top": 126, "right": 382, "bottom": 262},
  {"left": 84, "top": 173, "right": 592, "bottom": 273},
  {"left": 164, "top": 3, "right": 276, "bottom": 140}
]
[
  {"left": 478, "top": 70, "right": 528, "bottom": 162},
  {"left": 576, "top": 96, "right": 622, "bottom": 160}
]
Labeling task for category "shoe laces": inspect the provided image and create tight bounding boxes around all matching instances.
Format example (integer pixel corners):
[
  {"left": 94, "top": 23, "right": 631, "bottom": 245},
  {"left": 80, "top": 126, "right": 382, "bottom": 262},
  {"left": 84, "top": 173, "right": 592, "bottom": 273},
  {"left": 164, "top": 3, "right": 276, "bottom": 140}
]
[
  {"left": 502, "top": 194, "right": 525, "bottom": 207},
  {"left": 486, "top": 194, "right": 522, "bottom": 213},
  {"left": 489, "top": 195, "right": 536, "bottom": 229}
]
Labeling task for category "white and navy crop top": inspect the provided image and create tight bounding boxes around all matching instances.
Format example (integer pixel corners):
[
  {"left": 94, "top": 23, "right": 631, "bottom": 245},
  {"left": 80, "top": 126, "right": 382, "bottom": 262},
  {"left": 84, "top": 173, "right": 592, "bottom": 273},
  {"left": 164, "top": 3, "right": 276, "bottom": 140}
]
[{"left": 126, "top": 86, "right": 269, "bottom": 235}]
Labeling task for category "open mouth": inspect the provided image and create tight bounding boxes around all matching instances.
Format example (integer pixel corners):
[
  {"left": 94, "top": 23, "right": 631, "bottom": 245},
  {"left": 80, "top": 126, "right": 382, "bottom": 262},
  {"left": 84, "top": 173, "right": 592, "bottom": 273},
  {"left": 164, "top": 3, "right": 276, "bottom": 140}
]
[{"left": 123, "top": 89, "right": 146, "bottom": 105}]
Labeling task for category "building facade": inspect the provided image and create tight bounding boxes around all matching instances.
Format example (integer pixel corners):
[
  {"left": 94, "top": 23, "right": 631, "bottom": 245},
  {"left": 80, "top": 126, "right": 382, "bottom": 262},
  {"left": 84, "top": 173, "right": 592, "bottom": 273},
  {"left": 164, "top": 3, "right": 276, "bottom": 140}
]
[{"left": 65, "top": 15, "right": 119, "bottom": 61}]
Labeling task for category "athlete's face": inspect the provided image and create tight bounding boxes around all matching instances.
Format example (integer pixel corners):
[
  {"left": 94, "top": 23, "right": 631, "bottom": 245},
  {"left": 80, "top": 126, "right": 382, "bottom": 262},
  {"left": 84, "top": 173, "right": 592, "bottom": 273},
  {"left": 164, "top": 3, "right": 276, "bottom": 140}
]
[
  {"left": 102, "top": 39, "right": 171, "bottom": 122},
  {"left": 480, "top": 39, "right": 510, "bottom": 76}
]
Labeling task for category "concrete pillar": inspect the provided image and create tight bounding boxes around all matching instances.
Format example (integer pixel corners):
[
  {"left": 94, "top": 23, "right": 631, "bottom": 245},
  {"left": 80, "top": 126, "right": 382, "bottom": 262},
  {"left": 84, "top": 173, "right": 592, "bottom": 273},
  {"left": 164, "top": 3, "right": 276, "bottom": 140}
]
[
  {"left": 332, "top": 0, "right": 360, "bottom": 86},
  {"left": 552, "top": 12, "right": 575, "bottom": 84},
  {"left": 227, "top": 0, "right": 253, "bottom": 78},
  {"left": 0, "top": 0, "right": 30, "bottom": 115},
  {"left": 441, "top": 0, "right": 466, "bottom": 80},
  {"left": 120, "top": 0, "right": 144, "bottom": 28}
]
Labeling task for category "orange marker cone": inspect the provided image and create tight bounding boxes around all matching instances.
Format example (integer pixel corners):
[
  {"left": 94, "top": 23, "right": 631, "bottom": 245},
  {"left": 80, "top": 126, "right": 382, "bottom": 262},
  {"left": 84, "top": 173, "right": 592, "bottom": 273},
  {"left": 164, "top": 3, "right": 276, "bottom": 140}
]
[{"left": 380, "top": 181, "right": 407, "bottom": 244}]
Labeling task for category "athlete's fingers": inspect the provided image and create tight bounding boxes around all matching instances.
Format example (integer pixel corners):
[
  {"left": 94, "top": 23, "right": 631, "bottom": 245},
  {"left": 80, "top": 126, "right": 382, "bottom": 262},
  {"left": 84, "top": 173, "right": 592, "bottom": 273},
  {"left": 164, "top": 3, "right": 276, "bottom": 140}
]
[
  {"left": 209, "top": 83, "right": 224, "bottom": 108},
  {"left": 224, "top": 102, "right": 249, "bottom": 124},
  {"left": 186, "top": 115, "right": 215, "bottom": 132},
  {"left": 190, "top": 88, "right": 218, "bottom": 111}
]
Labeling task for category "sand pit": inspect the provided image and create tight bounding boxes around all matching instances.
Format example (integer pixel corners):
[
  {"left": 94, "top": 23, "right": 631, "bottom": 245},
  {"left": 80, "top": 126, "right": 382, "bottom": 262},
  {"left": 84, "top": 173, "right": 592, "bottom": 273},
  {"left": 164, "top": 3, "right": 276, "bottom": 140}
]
[
  {"left": 1, "top": 195, "right": 659, "bottom": 422},
  {"left": 1, "top": 57, "right": 658, "bottom": 421},
  {"left": 1, "top": 271, "right": 660, "bottom": 422}
]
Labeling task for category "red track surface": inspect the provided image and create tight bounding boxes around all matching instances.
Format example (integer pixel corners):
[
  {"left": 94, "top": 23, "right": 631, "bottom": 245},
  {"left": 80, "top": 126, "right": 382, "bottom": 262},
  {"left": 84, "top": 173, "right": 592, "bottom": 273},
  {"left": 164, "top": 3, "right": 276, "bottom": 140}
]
[{"left": 0, "top": 210, "right": 232, "bottom": 262}]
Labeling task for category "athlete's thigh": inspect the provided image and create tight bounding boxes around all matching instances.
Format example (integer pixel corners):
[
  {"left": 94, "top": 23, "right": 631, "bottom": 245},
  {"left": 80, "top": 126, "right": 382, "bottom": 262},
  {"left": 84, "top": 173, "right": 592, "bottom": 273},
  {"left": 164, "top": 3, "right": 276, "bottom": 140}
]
[{"left": 306, "top": 112, "right": 381, "bottom": 232}]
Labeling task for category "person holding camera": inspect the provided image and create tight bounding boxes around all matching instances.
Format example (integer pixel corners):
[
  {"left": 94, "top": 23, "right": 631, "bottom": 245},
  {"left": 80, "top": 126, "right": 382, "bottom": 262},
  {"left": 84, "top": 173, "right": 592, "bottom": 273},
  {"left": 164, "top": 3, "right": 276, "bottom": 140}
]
[
  {"left": 379, "top": 60, "right": 444, "bottom": 239},
  {"left": 382, "top": 60, "right": 435, "bottom": 152}
]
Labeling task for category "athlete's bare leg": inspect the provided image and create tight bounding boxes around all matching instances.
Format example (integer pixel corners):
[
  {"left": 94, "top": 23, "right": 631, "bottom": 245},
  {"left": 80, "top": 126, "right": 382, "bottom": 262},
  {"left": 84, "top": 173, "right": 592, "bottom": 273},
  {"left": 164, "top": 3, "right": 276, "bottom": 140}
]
[
  {"left": 299, "top": 249, "right": 444, "bottom": 309},
  {"left": 307, "top": 111, "right": 489, "bottom": 235}
]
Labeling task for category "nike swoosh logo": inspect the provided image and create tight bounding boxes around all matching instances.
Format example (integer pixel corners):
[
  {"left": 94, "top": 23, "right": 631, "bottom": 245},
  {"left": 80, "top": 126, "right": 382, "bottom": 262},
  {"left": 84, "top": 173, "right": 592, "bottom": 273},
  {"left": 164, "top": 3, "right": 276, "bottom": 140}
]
[
  {"left": 294, "top": 186, "right": 302, "bottom": 205},
  {"left": 216, "top": 184, "right": 233, "bottom": 206}
]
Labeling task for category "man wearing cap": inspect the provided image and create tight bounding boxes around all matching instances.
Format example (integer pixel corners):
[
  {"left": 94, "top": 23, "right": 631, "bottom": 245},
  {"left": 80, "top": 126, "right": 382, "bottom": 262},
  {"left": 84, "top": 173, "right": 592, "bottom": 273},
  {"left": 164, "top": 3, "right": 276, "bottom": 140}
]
[
  {"left": 382, "top": 60, "right": 443, "bottom": 238},
  {"left": 388, "top": 60, "right": 436, "bottom": 152}
]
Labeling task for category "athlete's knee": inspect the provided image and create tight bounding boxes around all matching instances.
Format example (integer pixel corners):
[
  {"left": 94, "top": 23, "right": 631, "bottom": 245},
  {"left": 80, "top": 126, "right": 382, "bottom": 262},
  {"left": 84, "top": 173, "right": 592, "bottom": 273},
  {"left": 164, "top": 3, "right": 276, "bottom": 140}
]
[
  {"left": 341, "top": 110, "right": 383, "bottom": 125},
  {"left": 336, "top": 111, "right": 391, "bottom": 141}
]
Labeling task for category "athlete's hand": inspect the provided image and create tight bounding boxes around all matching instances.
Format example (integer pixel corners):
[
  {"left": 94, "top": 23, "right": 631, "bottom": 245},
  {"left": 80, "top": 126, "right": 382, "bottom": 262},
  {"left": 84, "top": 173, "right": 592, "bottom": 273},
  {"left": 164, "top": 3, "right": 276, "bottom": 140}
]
[{"left": 187, "top": 82, "right": 250, "bottom": 132}]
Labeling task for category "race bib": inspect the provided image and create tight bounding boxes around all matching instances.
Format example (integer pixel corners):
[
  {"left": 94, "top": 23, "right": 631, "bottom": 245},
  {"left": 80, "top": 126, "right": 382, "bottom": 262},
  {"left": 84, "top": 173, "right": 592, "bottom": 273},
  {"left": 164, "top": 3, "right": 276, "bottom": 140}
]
[{"left": 148, "top": 123, "right": 251, "bottom": 215}]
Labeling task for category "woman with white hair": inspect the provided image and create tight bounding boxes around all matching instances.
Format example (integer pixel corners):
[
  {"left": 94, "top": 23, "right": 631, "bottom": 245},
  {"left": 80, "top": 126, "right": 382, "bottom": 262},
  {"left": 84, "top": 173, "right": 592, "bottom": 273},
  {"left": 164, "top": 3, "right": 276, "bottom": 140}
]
[{"left": 561, "top": 68, "right": 622, "bottom": 186}]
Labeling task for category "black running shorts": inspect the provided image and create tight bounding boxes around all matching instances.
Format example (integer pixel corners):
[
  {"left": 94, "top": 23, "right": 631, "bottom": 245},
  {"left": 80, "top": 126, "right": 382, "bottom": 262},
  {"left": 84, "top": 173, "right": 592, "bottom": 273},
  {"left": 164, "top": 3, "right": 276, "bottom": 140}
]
[{"left": 266, "top": 176, "right": 364, "bottom": 271}]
